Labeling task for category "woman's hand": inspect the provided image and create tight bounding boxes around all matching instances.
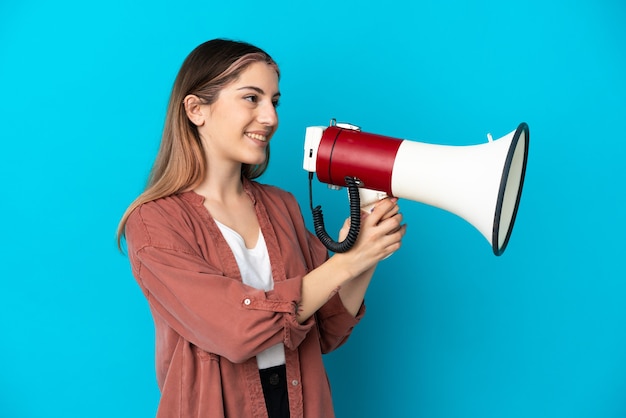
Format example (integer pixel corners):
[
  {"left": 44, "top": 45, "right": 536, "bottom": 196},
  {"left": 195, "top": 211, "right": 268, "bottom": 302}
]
[
  {"left": 298, "top": 198, "right": 406, "bottom": 323},
  {"left": 337, "top": 197, "right": 406, "bottom": 277}
]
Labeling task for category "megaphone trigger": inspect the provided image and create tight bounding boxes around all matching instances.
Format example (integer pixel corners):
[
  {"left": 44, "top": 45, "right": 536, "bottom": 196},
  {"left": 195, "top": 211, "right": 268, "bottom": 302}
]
[{"left": 359, "top": 189, "right": 389, "bottom": 214}]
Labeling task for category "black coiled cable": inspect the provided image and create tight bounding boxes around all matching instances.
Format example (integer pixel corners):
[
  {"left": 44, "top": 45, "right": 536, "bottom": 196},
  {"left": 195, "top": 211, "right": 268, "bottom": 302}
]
[{"left": 309, "top": 173, "right": 361, "bottom": 253}]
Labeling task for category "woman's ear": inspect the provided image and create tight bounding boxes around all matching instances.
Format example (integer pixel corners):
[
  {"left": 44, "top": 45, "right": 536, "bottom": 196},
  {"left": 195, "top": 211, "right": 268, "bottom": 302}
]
[{"left": 183, "top": 95, "right": 206, "bottom": 126}]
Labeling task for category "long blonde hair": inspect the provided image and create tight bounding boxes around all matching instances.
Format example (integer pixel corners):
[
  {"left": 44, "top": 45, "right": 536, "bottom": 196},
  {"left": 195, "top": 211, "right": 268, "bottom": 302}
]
[{"left": 116, "top": 39, "right": 279, "bottom": 250}]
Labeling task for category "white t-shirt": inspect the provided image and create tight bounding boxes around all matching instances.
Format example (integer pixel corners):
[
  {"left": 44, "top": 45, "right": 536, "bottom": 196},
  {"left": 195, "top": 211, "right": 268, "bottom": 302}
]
[{"left": 215, "top": 220, "right": 286, "bottom": 369}]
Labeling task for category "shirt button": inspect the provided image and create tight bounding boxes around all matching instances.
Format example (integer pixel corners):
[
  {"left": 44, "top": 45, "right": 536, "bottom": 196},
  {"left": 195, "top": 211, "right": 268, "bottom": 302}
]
[
  {"left": 243, "top": 298, "right": 251, "bottom": 306},
  {"left": 291, "top": 380, "right": 299, "bottom": 386}
]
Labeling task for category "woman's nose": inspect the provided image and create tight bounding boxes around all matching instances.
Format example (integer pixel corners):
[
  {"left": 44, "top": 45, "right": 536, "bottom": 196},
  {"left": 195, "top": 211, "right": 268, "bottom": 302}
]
[{"left": 257, "top": 101, "right": 278, "bottom": 126}]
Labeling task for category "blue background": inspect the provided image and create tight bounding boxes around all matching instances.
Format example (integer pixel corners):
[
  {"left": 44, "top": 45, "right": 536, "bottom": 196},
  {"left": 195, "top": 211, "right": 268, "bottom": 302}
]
[{"left": 1, "top": 0, "right": 625, "bottom": 417}]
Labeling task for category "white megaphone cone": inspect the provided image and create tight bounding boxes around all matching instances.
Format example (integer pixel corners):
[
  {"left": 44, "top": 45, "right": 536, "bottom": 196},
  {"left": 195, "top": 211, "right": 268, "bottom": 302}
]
[{"left": 303, "top": 120, "right": 529, "bottom": 256}]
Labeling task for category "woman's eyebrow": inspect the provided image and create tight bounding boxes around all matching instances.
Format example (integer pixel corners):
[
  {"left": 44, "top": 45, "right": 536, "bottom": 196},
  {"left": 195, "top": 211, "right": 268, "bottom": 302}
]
[{"left": 237, "top": 86, "right": 281, "bottom": 97}]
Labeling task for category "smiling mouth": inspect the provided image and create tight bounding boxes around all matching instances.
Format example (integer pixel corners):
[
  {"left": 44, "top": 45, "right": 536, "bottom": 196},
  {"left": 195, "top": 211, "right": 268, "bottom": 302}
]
[{"left": 246, "top": 132, "right": 268, "bottom": 142}]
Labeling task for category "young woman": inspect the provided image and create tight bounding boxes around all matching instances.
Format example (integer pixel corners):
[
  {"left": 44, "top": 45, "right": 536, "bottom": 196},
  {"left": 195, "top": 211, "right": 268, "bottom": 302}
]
[{"left": 117, "top": 39, "right": 406, "bottom": 418}]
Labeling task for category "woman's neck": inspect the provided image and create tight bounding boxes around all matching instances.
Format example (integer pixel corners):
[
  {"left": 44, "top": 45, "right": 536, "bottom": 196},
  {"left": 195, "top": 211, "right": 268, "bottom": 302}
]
[
  {"left": 193, "top": 160, "right": 245, "bottom": 203},
  {"left": 193, "top": 164, "right": 260, "bottom": 248}
]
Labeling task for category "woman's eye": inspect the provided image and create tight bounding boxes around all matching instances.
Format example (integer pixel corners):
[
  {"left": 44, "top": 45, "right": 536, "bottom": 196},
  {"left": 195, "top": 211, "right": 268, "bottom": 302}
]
[
  {"left": 244, "top": 95, "right": 258, "bottom": 103},
  {"left": 272, "top": 100, "right": 280, "bottom": 108}
]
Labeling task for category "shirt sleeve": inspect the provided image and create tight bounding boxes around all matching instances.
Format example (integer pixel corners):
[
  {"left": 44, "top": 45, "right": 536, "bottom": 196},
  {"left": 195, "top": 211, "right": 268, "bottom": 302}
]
[
  {"left": 126, "top": 203, "right": 316, "bottom": 364},
  {"left": 297, "top": 224, "right": 366, "bottom": 354},
  {"left": 317, "top": 293, "right": 365, "bottom": 353}
]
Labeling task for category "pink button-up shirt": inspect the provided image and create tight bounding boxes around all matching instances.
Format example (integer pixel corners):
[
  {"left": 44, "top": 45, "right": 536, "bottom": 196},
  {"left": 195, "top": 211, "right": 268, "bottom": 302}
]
[{"left": 125, "top": 179, "right": 365, "bottom": 417}]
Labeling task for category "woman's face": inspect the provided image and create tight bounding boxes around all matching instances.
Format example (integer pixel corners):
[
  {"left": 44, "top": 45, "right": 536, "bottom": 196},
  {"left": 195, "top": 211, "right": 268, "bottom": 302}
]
[{"left": 196, "top": 61, "right": 280, "bottom": 168}]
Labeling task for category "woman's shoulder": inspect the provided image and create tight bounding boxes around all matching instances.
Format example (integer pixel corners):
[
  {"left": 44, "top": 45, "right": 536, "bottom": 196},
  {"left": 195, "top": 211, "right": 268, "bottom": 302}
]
[
  {"left": 126, "top": 193, "right": 202, "bottom": 246},
  {"left": 128, "top": 194, "right": 191, "bottom": 223}
]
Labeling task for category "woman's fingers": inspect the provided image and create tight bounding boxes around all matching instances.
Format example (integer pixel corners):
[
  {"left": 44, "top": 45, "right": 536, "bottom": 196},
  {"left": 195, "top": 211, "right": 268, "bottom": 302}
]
[
  {"left": 338, "top": 217, "right": 351, "bottom": 241},
  {"left": 363, "top": 198, "right": 398, "bottom": 224},
  {"left": 335, "top": 198, "right": 407, "bottom": 266}
]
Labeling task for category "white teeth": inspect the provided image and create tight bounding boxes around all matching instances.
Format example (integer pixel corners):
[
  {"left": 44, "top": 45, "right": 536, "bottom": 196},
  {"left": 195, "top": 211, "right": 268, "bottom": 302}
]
[{"left": 246, "top": 133, "right": 267, "bottom": 142}]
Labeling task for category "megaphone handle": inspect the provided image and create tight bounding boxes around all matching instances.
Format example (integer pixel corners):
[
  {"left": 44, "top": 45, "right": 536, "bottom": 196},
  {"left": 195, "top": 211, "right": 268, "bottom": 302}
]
[
  {"left": 309, "top": 175, "right": 361, "bottom": 253},
  {"left": 359, "top": 188, "right": 389, "bottom": 214}
]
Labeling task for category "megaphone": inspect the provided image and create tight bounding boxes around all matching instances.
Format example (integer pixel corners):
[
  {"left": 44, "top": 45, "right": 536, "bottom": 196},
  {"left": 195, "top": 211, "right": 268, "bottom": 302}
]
[{"left": 303, "top": 119, "right": 529, "bottom": 256}]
